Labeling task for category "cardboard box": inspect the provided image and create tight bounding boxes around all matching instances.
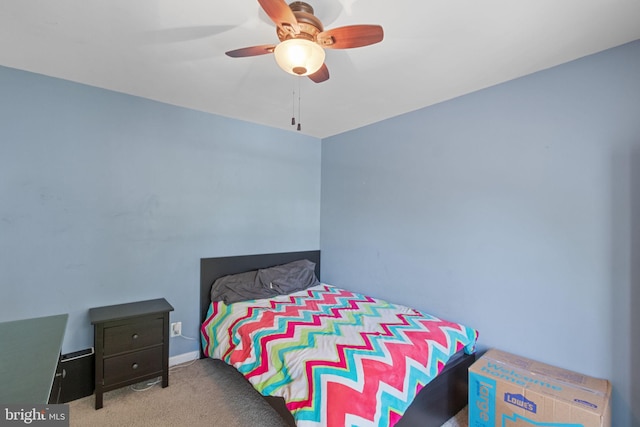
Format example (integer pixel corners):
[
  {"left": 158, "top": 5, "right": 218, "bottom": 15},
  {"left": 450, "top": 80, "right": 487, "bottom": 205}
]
[{"left": 468, "top": 349, "right": 611, "bottom": 427}]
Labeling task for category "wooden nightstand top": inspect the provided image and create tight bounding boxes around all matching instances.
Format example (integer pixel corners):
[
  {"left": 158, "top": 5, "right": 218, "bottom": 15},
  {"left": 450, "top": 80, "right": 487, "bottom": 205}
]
[{"left": 89, "top": 298, "right": 174, "bottom": 324}]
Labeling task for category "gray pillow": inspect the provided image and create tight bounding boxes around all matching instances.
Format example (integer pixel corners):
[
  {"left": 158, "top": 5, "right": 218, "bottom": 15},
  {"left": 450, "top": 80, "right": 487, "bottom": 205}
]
[
  {"left": 257, "top": 259, "right": 320, "bottom": 295},
  {"left": 210, "top": 270, "right": 279, "bottom": 304}
]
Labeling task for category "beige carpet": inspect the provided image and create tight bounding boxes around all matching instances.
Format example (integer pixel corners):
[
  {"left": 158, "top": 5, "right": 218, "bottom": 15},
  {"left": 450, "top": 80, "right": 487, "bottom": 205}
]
[{"left": 69, "top": 358, "right": 468, "bottom": 426}]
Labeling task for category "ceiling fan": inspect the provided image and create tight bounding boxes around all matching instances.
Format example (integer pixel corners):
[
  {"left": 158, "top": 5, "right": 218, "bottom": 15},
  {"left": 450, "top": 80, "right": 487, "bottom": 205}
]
[{"left": 225, "top": 0, "right": 384, "bottom": 83}]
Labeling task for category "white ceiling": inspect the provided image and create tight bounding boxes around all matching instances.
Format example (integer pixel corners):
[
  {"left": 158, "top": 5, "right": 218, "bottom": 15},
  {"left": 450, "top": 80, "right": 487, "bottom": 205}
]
[{"left": 1, "top": 0, "right": 639, "bottom": 138}]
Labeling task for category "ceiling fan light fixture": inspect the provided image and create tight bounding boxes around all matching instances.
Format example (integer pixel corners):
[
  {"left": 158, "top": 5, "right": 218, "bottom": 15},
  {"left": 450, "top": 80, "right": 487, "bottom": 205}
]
[{"left": 274, "top": 38, "right": 325, "bottom": 76}]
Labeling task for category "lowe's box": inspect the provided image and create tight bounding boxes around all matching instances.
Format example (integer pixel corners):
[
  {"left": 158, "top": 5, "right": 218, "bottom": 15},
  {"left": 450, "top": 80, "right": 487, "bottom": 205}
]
[{"left": 469, "top": 349, "right": 611, "bottom": 427}]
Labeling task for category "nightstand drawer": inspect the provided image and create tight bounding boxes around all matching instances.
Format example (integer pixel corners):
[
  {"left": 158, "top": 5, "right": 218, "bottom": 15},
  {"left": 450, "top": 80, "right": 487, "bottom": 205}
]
[
  {"left": 103, "top": 347, "right": 163, "bottom": 386},
  {"left": 103, "top": 316, "right": 163, "bottom": 356}
]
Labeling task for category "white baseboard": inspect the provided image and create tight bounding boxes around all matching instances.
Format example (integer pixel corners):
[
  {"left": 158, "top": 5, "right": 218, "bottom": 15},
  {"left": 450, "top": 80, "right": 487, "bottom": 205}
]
[{"left": 169, "top": 351, "right": 200, "bottom": 367}]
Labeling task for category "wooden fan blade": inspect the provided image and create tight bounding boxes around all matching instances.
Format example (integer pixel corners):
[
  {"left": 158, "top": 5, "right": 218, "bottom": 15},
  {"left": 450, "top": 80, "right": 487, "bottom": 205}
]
[
  {"left": 317, "top": 25, "right": 384, "bottom": 49},
  {"left": 308, "top": 63, "right": 329, "bottom": 83},
  {"left": 258, "top": 0, "right": 300, "bottom": 35},
  {"left": 225, "top": 44, "right": 276, "bottom": 58}
]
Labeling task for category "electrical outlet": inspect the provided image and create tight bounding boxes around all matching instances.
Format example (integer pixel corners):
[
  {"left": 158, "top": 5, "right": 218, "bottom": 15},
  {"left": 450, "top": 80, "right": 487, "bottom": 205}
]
[{"left": 170, "top": 321, "right": 181, "bottom": 337}]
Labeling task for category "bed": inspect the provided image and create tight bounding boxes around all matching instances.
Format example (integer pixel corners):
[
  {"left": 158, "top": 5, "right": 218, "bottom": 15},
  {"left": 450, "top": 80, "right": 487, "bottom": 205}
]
[{"left": 199, "top": 251, "right": 478, "bottom": 427}]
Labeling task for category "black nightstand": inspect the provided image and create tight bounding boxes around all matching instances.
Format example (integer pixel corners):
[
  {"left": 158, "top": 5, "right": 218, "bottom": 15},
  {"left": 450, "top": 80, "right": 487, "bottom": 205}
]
[{"left": 89, "top": 298, "right": 174, "bottom": 409}]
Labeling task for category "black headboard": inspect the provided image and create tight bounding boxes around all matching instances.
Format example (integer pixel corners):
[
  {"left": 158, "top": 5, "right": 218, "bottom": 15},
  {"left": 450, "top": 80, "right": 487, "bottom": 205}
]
[{"left": 199, "top": 250, "right": 321, "bottom": 328}]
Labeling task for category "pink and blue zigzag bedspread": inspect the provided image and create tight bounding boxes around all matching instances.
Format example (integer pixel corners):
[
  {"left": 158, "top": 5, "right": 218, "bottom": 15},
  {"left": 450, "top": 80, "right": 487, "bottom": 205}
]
[{"left": 201, "top": 284, "right": 478, "bottom": 427}]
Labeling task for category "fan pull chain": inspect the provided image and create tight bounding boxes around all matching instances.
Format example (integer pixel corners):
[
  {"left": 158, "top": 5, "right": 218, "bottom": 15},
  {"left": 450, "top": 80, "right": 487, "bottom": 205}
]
[
  {"left": 297, "top": 79, "right": 302, "bottom": 131},
  {"left": 290, "top": 78, "right": 302, "bottom": 131},
  {"left": 291, "top": 84, "right": 296, "bottom": 126}
]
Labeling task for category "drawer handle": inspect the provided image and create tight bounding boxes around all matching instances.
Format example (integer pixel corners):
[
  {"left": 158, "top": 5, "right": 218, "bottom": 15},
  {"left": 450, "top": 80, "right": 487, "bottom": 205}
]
[
  {"left": 132, "top": 334, "right": 139, "bottom": 340},
  {"left": 132, "top": 363, "right": 139, "bottom": 370}
]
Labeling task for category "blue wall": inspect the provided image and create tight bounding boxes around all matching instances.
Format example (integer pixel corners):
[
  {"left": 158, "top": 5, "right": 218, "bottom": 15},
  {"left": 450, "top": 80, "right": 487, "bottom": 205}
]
[
  {"left": 0, "top": 66, "right": 321, "bottom": 357},
  {"left": 321, "top": 40, "right": 640, "bottom": 426}
]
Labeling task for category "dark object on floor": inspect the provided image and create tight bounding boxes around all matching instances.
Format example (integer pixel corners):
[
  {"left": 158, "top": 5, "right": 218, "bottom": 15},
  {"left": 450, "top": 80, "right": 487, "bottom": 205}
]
[{"left": 60, "top": 348, "right": 95, "bottom": 403}]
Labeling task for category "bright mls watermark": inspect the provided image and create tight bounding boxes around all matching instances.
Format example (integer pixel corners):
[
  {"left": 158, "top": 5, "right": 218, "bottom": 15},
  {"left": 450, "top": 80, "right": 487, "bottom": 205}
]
[{"left": 1, "top": 405, "right": 68, "bottom": 426}]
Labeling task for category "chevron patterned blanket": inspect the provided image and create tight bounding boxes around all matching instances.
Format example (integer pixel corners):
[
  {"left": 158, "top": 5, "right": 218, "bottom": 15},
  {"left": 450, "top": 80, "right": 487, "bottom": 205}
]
[{"left": 201, "top": 284, "right": 478, "bottom": 427}]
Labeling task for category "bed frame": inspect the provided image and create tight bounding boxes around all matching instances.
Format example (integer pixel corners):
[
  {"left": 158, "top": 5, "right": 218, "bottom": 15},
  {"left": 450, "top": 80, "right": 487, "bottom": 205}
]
[{"left": 199, "top": 250, "right": 474, "bottom": 427}]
